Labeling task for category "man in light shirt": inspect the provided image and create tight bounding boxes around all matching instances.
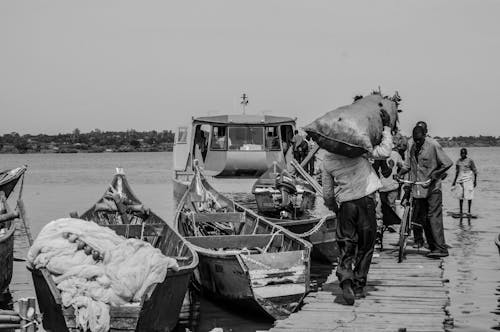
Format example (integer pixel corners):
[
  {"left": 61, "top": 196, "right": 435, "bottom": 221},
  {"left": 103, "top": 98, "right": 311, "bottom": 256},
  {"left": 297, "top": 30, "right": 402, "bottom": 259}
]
[
  {"left": 398, "top": 125, "right": 452, "bottom": 258},
  {"left": 322, "top": 110, "right": 393, "bottom": 305}
]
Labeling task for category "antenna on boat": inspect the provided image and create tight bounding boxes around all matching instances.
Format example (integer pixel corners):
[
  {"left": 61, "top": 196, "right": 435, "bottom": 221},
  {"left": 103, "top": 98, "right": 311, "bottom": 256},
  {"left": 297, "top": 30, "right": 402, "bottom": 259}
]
[{"left": 240, "top": 93, "right": 249, "bottom": 114}]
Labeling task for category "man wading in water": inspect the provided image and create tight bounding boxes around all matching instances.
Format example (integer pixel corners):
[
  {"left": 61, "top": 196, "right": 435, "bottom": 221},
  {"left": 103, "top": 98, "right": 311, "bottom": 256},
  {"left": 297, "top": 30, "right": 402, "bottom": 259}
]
[{"left": 322, "top": 110, "right": 393, "bottom": 305}]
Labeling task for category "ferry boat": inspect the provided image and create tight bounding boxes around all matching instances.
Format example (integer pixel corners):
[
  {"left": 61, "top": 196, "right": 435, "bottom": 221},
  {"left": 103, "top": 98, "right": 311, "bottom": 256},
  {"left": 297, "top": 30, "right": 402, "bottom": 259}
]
[{"left": 173, "top": 114, "right": 297, "bottom": 202}]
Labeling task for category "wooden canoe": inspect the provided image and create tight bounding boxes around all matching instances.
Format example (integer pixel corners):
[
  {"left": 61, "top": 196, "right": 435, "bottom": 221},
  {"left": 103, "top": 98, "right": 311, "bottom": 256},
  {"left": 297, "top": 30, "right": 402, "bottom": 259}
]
[
  {"left": 175, "top": 166, "right": 312, "bottom": 320},
  {"left": 31, "top": 168, "right": 199, "bottom": 332},
  {"left": 264, "top": 215, "right": 338, "bottom": 264},
  {"left": 251, "top": 163, "right": 316, "bottom": 219},
  {"left": 0, "top": 166, "right": 27, "bottom": 298},
  {"left": 0, "top": 196, "right": 18, "bottom": 296}
]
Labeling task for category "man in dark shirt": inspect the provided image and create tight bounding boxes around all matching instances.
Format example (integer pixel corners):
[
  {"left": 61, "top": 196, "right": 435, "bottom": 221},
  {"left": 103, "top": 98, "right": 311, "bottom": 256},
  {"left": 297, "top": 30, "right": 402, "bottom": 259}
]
[{"left": 398, "top": 125, "right": 453, "bottom": 258}]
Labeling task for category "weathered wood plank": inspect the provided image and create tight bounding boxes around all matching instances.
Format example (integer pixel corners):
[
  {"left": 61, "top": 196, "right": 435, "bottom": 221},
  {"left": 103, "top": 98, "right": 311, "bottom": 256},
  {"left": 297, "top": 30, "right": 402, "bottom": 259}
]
[{"left": 269, "top": 232, "right": 452, "bottom": 332}]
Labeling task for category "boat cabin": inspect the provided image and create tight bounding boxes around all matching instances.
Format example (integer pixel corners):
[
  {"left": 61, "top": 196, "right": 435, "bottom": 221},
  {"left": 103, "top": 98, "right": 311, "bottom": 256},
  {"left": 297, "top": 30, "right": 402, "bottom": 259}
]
[{"left": 174, "top": 115, "right": 296, "bottom": 177}]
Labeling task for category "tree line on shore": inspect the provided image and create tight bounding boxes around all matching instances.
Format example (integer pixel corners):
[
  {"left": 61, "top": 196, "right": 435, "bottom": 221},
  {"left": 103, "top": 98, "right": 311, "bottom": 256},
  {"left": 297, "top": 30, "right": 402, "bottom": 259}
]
[
  {"left": 0, "top": 129, "right": 175, "bottom": 153},
  {"left": 0, "top": 129, "right": 498, "bottom": 154}
]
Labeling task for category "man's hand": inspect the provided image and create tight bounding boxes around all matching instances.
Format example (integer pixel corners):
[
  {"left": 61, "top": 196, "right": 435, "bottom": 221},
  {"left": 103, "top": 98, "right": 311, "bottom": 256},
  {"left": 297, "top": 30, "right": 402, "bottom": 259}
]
[{"left": 379, "top": 109, "right": 391, "bottom": 127}]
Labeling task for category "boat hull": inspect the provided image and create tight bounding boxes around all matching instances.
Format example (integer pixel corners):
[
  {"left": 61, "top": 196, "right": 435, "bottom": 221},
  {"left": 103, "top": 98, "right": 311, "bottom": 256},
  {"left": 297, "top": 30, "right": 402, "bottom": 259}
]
[
  {"left": 32, "top": 264, "right": 192, "bottom": 332},
  {"left": 271, "top": 216, "right": 339, "bottom": 264},
  {"left": 0, "top": 221, "right": 15, "bottom": 295},
  {"left": 193, "top": 250, "right": 308, "bottom": 320}
]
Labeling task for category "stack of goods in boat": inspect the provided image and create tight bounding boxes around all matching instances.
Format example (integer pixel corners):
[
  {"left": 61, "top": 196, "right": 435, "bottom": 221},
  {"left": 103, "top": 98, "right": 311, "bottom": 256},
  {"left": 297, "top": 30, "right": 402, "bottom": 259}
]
[
  {"left": 29, "top": 169, "right": 198, "bottom": 332},
  {"left": 304, "top": 93, "right": 399, "bottom": 157},
  {"left": 252, "top": 163, "right": 338, "bottom": 263},
  {"left": 176, "top": 167, "right": 311, "bottom": 320}
]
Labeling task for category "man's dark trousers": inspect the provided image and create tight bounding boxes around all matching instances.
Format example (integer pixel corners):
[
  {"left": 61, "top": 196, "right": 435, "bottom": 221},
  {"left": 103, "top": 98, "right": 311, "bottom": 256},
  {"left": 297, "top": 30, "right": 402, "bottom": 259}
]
[
  {"left": 336, "top": 195, "right": 377, "bottom": 288},
  {"left": 412, "top": 190, "right": 448, "bottom": 253}
]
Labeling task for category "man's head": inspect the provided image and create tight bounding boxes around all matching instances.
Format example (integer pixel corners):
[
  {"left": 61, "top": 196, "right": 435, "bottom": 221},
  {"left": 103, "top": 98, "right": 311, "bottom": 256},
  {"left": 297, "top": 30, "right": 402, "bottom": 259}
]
[
  {"left": 412, "top": 125, "right": 426, "bottom": 148},
  {"left": 460, "top": 148, "right": 468, "bottom": 159},
  {"left": 416, "top": 121, "right": 428, "bottom": 135}
]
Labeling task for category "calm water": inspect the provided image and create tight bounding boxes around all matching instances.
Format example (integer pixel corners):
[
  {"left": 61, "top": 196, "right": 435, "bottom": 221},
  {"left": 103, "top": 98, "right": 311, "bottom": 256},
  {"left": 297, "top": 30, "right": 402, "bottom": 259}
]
[{"left": 1, "top": 148, "right": 500, "bottom": 331}]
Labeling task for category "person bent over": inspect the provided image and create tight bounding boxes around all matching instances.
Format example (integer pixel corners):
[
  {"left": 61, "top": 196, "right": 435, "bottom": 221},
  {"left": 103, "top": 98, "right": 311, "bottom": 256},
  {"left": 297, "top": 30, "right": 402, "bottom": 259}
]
[{"left": 322, "top": 111, "right": 393, "bottom": 305}]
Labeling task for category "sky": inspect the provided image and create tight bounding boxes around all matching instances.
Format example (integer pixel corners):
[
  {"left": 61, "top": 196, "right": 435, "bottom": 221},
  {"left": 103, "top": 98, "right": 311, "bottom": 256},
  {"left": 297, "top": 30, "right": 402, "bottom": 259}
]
[{"left": 1, "top": 1, "right": 499, "bottom": 137}]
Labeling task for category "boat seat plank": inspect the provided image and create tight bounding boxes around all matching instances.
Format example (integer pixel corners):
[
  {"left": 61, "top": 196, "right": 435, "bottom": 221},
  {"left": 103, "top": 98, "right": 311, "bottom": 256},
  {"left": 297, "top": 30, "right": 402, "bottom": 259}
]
[
  {"left": 105, "top": 224, "right": 164, "bottom": 238},
  {"left": 185, "top": 234, "right": 284, "bottom": 249}
]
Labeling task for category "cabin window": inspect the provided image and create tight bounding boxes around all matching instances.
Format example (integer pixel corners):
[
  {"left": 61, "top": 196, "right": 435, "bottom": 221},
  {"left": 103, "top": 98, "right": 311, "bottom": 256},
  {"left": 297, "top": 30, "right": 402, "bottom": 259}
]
[
  {"left": 176, "top": 127, "right": 188, "bottom": 144},
  {"left": 228, "top": 126, "right": 264, "bottom": 151},
  {"left": 265, "top": 126, "right": 281, "bottom": 151},
  {"left": 280, "top": 125, "right": 294, "bottom": 153},
  {"left": 210, "top": 126, "right": 228, "bottom": 150}
]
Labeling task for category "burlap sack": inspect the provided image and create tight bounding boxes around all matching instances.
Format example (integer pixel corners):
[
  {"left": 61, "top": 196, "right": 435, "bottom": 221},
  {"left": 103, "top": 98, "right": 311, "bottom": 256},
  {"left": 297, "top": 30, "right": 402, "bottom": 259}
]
[{"left": 303, "top": 94, "right": 398, "bottom": 157}]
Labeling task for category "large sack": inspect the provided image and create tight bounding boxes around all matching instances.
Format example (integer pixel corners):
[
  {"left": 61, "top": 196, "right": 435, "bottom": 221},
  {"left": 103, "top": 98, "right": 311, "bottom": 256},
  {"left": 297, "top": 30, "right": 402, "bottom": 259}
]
[{"left": 304, "top": 94, "right": 398, "bottom": 157}]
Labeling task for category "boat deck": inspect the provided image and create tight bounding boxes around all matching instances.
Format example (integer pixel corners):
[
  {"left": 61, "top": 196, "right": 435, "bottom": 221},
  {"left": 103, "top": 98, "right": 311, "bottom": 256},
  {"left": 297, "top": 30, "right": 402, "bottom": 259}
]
[{"left": 268, "top": 232, "right": 454, "bottom": 332}]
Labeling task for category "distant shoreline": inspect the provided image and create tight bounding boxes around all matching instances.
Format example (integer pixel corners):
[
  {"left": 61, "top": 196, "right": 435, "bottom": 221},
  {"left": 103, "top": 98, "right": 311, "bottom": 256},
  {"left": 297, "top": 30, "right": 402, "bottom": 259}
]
[{"left": 1, "top": 144, "right": 498, "bottom": 155}]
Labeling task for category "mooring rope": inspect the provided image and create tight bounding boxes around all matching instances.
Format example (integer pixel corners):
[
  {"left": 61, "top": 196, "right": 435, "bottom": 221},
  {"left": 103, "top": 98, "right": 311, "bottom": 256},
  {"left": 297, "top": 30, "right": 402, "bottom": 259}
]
[{"left": 292, "top": 215, "right": 331, "bottom": 238}]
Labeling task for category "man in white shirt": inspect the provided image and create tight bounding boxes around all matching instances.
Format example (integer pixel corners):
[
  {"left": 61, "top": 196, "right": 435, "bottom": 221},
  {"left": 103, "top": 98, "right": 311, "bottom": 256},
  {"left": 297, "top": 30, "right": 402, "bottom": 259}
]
[{"left": 322, "top": 110, "right": 393, "bottom": 305}]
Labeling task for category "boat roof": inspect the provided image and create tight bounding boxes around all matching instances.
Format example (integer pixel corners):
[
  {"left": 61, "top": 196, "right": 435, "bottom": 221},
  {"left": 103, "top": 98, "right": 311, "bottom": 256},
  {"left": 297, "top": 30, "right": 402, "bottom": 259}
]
[{"left": 192, "top": 114, "right": 296, "bottom": 126}]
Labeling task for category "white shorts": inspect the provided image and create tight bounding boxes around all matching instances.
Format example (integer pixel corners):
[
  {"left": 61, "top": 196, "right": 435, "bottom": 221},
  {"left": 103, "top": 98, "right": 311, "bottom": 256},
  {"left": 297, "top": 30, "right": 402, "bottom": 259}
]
[{"left": 458, "top": 180, "right": 474, "bottom": 200}]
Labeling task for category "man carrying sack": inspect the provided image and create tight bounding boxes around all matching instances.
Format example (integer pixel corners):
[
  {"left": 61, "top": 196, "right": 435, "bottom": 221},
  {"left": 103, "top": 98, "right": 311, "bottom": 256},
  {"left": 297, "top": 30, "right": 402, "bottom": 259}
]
[{"left": 322, "top": 110, "right": 393, "bottom": 305}]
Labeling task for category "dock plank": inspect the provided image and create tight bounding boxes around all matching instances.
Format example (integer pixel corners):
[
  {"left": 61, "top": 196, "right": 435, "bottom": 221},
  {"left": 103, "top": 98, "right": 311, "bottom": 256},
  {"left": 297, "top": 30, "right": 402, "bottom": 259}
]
[{"left": 269, "top": 232, "right": 453, "bottom": 332}]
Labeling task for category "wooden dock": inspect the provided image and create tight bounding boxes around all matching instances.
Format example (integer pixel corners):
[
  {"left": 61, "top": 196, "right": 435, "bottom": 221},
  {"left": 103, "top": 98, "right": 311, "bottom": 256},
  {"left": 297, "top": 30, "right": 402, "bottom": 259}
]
[
  {"left": 10, "top": 222, "right": 34, "bottom": 301},
  {"left": 269, "top": 232, "right": 453, "bottom": 332}
]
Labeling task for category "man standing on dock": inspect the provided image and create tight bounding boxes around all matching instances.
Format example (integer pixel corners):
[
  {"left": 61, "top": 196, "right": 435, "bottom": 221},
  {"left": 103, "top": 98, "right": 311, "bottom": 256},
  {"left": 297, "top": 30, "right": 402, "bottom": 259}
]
[
  {"left": 398, "top": 125, "right": 453, "bottom": 258},
  {"left": 322, "top": 110, "right": 393, "bottom": 305}
]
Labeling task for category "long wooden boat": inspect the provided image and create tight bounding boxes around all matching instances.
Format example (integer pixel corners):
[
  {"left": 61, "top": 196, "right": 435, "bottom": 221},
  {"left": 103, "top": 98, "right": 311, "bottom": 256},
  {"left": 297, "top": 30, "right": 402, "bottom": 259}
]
[
  {"left": 31, "top": 169, "right": 199, "bottom": 332},
  {"left": 251, "top": 163, "right": 316, "bottom": 219},
  {"left": 175, "top": 166, "right": 312, "bottom": 320},
  {"left": 0, "top": 196, "right": 19, "bottom": 296},
  {"left": 0, "top": 165, "right": 27, "bottom": 298},
  {"left": 265, "top": 215, "right": 338, "bottom": 264}
]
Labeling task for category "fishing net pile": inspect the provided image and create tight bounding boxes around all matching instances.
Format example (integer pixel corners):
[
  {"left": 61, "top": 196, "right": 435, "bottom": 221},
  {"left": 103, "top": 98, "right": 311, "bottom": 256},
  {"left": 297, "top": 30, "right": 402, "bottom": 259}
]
[
  {"left": 304, "top": 93, "right": 399, "bottom": 157},
  {"left": 27, "top": 218, "right": 179, "bottom": 332}
]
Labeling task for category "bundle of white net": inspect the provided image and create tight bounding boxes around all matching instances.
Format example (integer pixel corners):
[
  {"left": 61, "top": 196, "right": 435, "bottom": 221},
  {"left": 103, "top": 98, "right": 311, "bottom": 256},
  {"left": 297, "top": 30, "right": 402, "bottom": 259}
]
[{"left": 27, "top": 218, "right": 179, "bottom": 332}]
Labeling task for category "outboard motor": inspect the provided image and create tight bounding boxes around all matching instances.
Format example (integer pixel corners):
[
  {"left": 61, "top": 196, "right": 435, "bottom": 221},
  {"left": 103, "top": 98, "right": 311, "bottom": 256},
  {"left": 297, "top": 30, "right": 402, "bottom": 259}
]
[{"left": 275, "top": 171, "right": 298, "bottom": 215}]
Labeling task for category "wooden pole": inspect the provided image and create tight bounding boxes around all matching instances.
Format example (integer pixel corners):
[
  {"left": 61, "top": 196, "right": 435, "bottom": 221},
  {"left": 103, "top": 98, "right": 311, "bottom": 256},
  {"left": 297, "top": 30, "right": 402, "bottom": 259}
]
[
  {"left": 16, "top": 199, "right": 33, "bottom": 247},
  {"left": 299, "top": 145, "right": 320, "bottom": 170}
]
